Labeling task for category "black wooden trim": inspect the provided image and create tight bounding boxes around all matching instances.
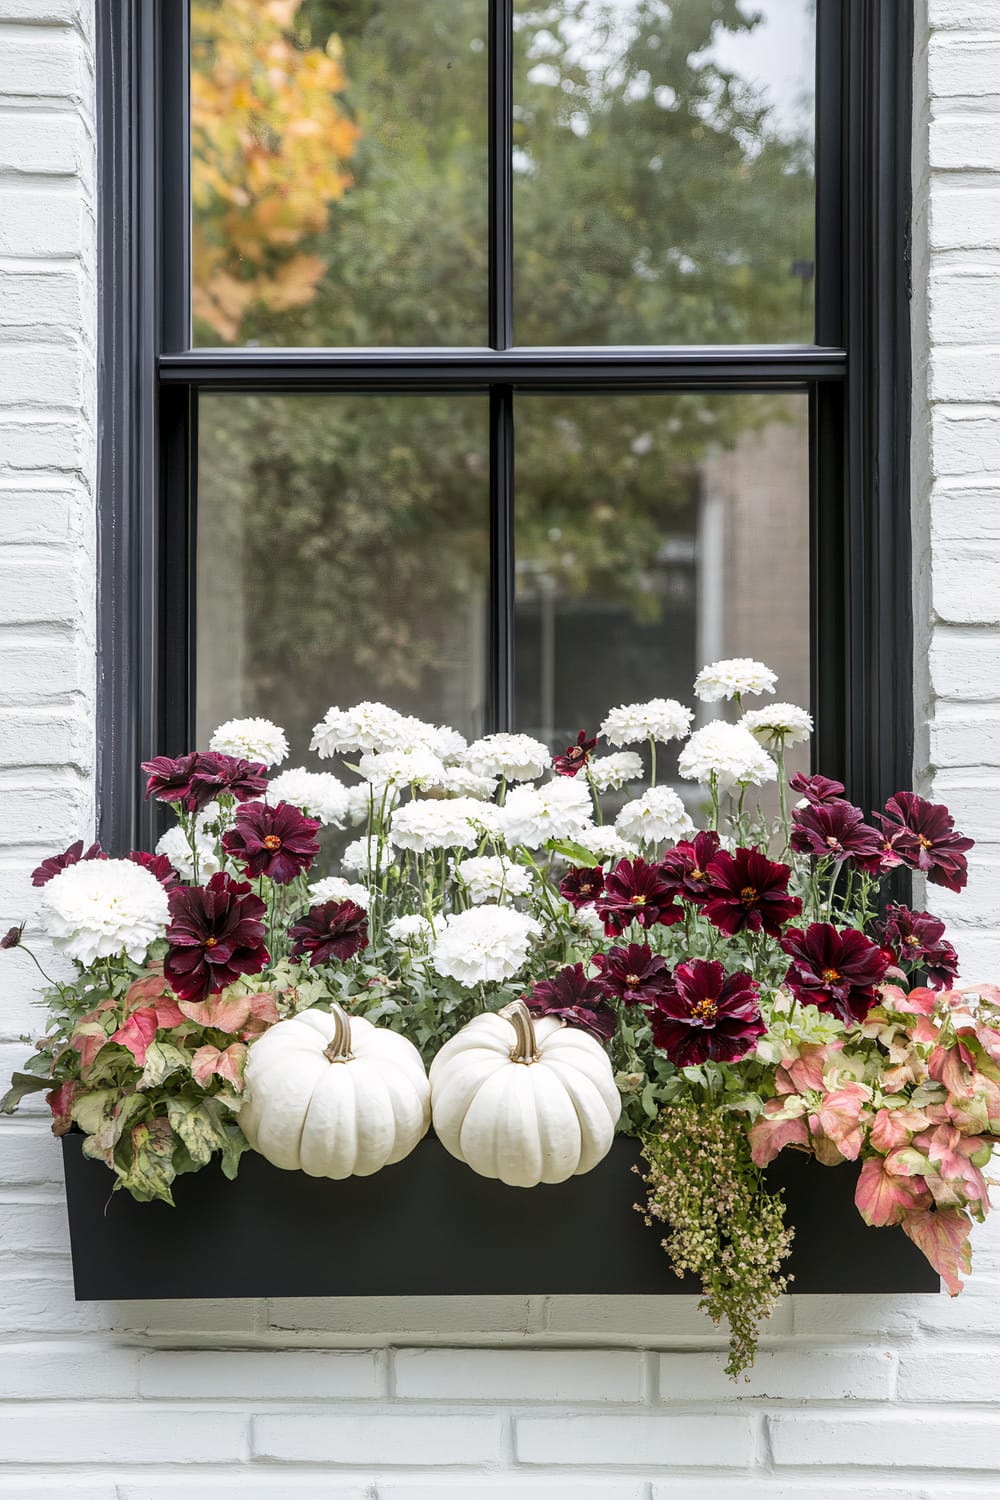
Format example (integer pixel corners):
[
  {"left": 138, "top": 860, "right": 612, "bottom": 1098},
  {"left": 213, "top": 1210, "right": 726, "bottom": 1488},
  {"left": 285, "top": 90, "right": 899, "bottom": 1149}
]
[
  {"left": 488, "top": 0, "right": 514, "bottom": 350},
  {"left": 488, "top": 387, "right": 515, "bottom": 731},
  {"left": 159, "top": 0, "right": 190, "bottom": 352}
]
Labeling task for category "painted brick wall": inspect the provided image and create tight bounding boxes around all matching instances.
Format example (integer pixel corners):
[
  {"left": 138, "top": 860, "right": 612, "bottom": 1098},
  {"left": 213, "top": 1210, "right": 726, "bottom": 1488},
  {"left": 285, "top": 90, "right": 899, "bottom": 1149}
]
[{"left": 1, "top": 0, "right": 1000, "bottom": 1494}]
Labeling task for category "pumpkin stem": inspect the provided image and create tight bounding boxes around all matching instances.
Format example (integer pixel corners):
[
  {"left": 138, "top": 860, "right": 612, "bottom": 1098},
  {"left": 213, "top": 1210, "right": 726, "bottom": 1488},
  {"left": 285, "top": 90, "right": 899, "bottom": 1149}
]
[
  {"left": 498, "top": 999, "right": 540, "bottom": 1065},
  {"left": 323, "top": 1002, "right": 354, "bottom": 1063}
]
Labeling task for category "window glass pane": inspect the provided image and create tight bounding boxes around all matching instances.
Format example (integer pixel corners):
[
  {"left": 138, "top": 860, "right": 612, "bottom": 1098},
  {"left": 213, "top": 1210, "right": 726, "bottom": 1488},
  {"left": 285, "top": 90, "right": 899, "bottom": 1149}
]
[
  {"left": 514, "top": 392, "right": 810, "bottom": 787},
  {"left": 196, "top": 395, "right": 490, "bottom": 754},
  {"left": 190, "top": 0, "right": 488, "bottom": 347},
  {"left": 513, "top": 0, "right": 816, "bottom": 344}
]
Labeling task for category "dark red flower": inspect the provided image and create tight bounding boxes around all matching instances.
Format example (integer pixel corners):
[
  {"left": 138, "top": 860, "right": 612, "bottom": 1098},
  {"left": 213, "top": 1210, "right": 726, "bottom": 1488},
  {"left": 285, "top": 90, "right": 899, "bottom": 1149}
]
[
  {"left": 525, "top": 963, "right": 617, "bottom": 1042},
  {"left": 874, "top": 903, "right": 960, "bottom": 991},
  {"left": 876, "top": 792, "right": 974, "bottom": 893},
  {"left": 1, "top": 923, "right": 24, "bottom": 950},
  {"left": 791, "top": 799, "right": 883, "bottom": 873},
  {"left": 142, "top": 753, "right": 206, "bottom": 810},
  {"left": 189, "top": 752, "right": 269, "bottom": 806},
  {"left": 164, "top": 872, "right": 269, "bottom": 1002},
  {"left": 127, "top": 851, "right": 181, "bottom": 890},
  {"left": 31, "top": 839, "right": 106, "bottom": 888},
  {"left": 789, "top": 771, "right": 846, "bottom": 804},
  {"left": 596, "top": 858, "right": 684, "bottom": 937},
  {"left": 647, "top": 960, "right": 765, "bottom": 1067},
  {"left": 659, "top": 831, "right": 721, "bottom": 905},
  {"left": 592, "top": 942, "right": 671, "bottom": 1006},
  {"left": 701, "top": 847, "right": 802, "bottom": 939},
  {"left": 553, "top": 730, "right": 599, "bottom": 778},
  {"left": 560, "top": 865, "right": 606, "bottom": 908},
  {"left": 289, "top": 900, "right": 369, "bottom": 968},
  {"left": 780, "top": 922, "right": 889, "bottom": 1025},
  {"left": 222, "top": 800, "right": 321, "bottom": 885}
]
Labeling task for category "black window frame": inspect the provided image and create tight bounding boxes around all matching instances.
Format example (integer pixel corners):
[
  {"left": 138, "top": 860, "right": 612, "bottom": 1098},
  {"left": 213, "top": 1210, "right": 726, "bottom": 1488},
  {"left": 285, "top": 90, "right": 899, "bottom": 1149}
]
[{"left": 94, "top": 0, "right": 914, "bottom": 855}]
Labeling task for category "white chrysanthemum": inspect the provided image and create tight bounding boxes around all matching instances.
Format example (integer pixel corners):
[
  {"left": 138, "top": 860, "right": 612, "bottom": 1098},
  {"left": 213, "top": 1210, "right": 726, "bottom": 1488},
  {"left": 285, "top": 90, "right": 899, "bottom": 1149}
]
[
  {"left": 209, "top": 716, "right": 288, "bottom": 768},
  {"left": 340, "top": 836, "right": 388, "bottom": 873},
  {"left": 310, "top": 701, "right": 412, "bottom": 757},
  {"left": 430, "top": 905, "right": 541, "bottom": 987},
  {"left": 308, "top": 876, "right": 369, "bottom": 909},
  {"left": 42, "top": 858, "right": 169, "bottom": 966},
  {"left": 155, "top": 818, "right": 222, "bottom": 882},
  {"left": 574, "top": 824, "right": 640, "bottom": 863},
  {"left": 389, "top": 797, "right": 487, "bottom": 853},
  {"left": 452, "top": 855, "right": 532, "bottom": 904},
  {"left": 615, "top": 786, "right": 695, "bottom": 846},
  {"left": 694, "top": 658, "right": 778, "bottom": 703},
  {"left": 437, "top": 764, "right": 499, "bottom": 800},
  {"left": 498, "top": 778, "right": 593, "bottom": 848},
  {"left": 358, "top": 747, "right": 447, "bottom": 791},
  {"left": 588, "top": 751, "right": 644, "bottom": 792},
  {"left": 739, "top": 703, "right": 814, "bottom": 748},
  {"left": 345, "top": 783, "right": 374, "bottom": 827},
  {"left": 463, "top": 732, "right": 550, "bottom": 782},
  {"left": 387, "top": 913, "right": 434, "bottom": 945},
  {"left": 568, "top": 902, "right": 605, "bottom": 943},
  {"left": 422, "top": 724, "right": 468, "bottom": 763},
  {"left": 267, "top": 768, "right": 351, "bottom": 826},
  {"left": 677, "top": 722, "right": 778, "bottom": 791},
  {"left": 600, "top": 698, "right": 693, "bottom": 747}
]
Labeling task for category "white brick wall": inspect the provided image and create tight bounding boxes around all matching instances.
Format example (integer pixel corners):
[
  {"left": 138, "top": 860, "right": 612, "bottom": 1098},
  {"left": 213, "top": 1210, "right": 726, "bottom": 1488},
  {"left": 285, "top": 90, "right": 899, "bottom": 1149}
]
[{"left": 0, "top": 0, "right": 999, "bottom": 1494}]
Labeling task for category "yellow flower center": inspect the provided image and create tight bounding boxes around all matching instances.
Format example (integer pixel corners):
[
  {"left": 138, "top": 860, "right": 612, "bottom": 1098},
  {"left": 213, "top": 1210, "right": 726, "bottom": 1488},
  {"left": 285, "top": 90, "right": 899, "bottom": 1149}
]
[
  {"left": 691, "top": 997, "right": 718, "bottom": 1023},
  {"left": 263, "top": 834, "right": 282, "bottom": 851},
  {"left": 821, "top": 966, "right": 841, "bottom": 984},
  {"left": 625, "top": 973, "right": 639, "bottom": 986},
  {"left": 630, "top": 894, "right": 646, "bottom": 906},
  {"left": 204, "top": 936, "right": 218, "bottom": 949},
  {"left": 740, "top": 886, "right": 758, "bottom": 905}
]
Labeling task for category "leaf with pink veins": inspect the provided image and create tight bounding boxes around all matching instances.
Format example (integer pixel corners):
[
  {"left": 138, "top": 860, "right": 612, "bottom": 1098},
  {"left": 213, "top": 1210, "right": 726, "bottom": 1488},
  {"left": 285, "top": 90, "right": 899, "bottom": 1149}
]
[
  {"left": 812, "top": 1082, "right": 873, "bottom": 1162},
  {"left": 748, "top": 1096, "right": 811, "bottom": 1167},
  {"left": 855, "top": 1154, "right": 933, "bottom": 1227},
  {"left": 902, "top": 1207, "right": 973, "bottom": 1295}
]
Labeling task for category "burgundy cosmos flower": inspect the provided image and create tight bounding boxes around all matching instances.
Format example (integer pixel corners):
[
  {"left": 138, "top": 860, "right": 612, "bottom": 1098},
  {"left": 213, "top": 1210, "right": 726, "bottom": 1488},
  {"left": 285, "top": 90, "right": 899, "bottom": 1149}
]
[
  {"left": 790, "top": 798, "right": 883, "bottom": 873},
  {"left": 596, "top": 858, "right": 683, "bottom": 938},
  {"left": 289, "top": 900, "right": 368, "bottom": 968},
  {"left": 592, "top": 942, "right": 671, "bottom": 1006},
  {"left": 31, "top": 839, "right": 106, "bottom": 888},
  {"left": 525, "top": 963, "right": 617, "bottom": 1042},
  {"left": 877, "top": 792, "right": 974, "bottom": 893},
  {"left": 874, "top": 903, "right": 960, "bottom": 990},
  {"left": 560, "top": 866, "right": 606, "bottom": 908},
  {"left": 648, "top": 960, "right": 764, "bottom": 1068},
  {"left": 142, "top": 751, "right": 268, "bottom": 814},
  {"left": 780, "top": 922, "right": 889, "bottom": 1025},
  {"left": 789, "top": 771, "right": 846, "bottom": 805},
  {"left": 127, "top": 851, "right": 180, "bottom": 890},
  {"left": 701, "top": 847, "right": 802, "bottom": 939},
  {"left": 553, "top": 730, "right": 598, "bottom": 778},
  {"left": 222, "top": 800, "right": 321, "bottom": 885},
  {"left": 1, "top": 924, "right": 24, "bottom": 950},
  {"left": 164, "top": 872, "right": 268, "bottom": 1002},
  {"left": 660, "top": 831, "right": 720, "bottom": 905}
]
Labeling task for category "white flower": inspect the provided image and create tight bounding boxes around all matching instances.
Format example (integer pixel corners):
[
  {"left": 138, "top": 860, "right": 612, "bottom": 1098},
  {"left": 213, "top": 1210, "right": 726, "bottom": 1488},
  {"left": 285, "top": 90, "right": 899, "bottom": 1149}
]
[
  {"left": 310, "top": 701, "right": 412, "bottom": 757},
  {"left": 388, "top": 797, "right": 488, "bottom": 853},
  {"left": 739, "top": 703, "right": 813, "bottom": 748},
  {"left": 497, "top": 778, "right": 593, "bottom": 848},
  {"left": 452, "top": 855, "right": 532, "bottom": 903},
  {"left": 600, "top": 699, "right": 693, "bottom": 747},
  {"left": 267, "top": 768, "right": 351, "bottom": 827},
  {"left": 588, "top": 751, "right": 644, "bottom": 792},
  {"left": 42, "top": 858, "right": 169, "bottom": 966},
  {"left": 615, "top": 786, "right": 695, "bottom": 846},
  {"left": 387, "top": 914, "right": 434, "bottom": 945},
  {"left": 209, "top": 716, "right": 288, "bottom": 768},
  {"left": 677, "top": 722, "right": 778, "bottom": 791},
  {"left": 437, "top": 764, "right": 499, "bottom": 799},
  {"left": 340, "top": 836, "right": 387, "bottom": 873},
  {"left": 155, "top": 818, "right": 222, "bottom": 881},
  {"left": 573, "top": 825, "right": 640, "bottom": 864},
  {"left": 308, "top": 876, "right": 369, "bottom": 909},
  {"left": 694, "top": 658, "right": 777, "bottom": 702},
  {"left": 345, "top": 783, "right": 375, "bottom": 827},
  {"left": 567, "top": 902, "right": 605, "bottom": 943},
  {"left": 358, "top": 747, "right": 446, "bottom": 791},
  {"left": 422, "top": 724, "right": 468, "bottom": 762},
  {"left": 430, "top": 905, "right": 541, "bottom": 987},
  {"left": 463, "top": 732, "right": 550, "bottom": 782}
]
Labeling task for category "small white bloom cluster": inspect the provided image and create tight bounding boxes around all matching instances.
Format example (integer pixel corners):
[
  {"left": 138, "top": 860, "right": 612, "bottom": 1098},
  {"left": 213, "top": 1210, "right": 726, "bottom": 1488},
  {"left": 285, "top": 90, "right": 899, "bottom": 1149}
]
[
  {"left": 463, "top": 732, "right": 550, "bottom": 782},
  {"left": 588, "top": 750, "right": 644, "bottom": 791},
  {"left": 339, "top": 837, "right": 382, "bottom": 873},
  {"left": 311, "top": 702, "right": 468, "bottom": 762},
  {"left": 497, "top": 778, "right": 593, "bottom": 847},
  {"left": 452, "top": 855, "right": 532, "bottom": 904},
  {"left": 155, "top": 803, "right": 225, "bottom": 881},
  {"left": 600, "top": 698, "right": 692, "bottom": 747},
  {"left": 430, "top": 905, "right": 541, "bottom": 987},
  {"left": 437, "top": 764, "right": 499, "bottom": 799},
  {"left": 387, "top": 913, "right": 434, "bottom": 945},
  {"left": 678, "top": 722, "right": 778, "bottom": 791},
  {"left": 309, "top": 876, "right": 369, "bottom": 909},
  {"left": 358, "top": 747, "right": 446, "bottom": 791},
  {"left": 267, "top": 768, "right": 351, "bottom": 826},
  {"left": 43, "top": 859, "right": 170, "bottom": 965},
  {"left": 693, "top": 658, "right": 777, "bottom": 703},
  {"left": 573, "top": 825, "right": 638, "bottom": 863},
  {"left": 615, "top": 786, "right": 695, "bottom": 846},
  {"left": 389, "top": 797, "right": 499, "bottom": 853},
  {"left": 739, "top": 703, "right": 813, "bottom": 748},
  {"left": 210, "top": 716, "right": 288, "bottom": 767}
]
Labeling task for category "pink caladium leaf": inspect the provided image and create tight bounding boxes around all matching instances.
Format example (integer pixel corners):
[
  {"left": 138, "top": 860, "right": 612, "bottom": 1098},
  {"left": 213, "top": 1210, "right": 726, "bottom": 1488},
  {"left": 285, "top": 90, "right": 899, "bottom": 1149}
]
[
  {"left": 889, "top": 985, "right": 937, "bottom": 1016},
  {"left": 869, "top": 1105, "right": 930, "bottom": 1155},
  {"left": 70, "top": 1020, "right": 113, "bottom": 1071},
  {"left": 109, "top": 1006, "right": 159, "bottom": 1066},
  {"left": 239, "top": 991, "right": 280, "bottom": 1041},
  {"left": 178, "top": 991, "right": 253, "bottom": 1034},
  {"left": 775, "top": 1041, "right": 844, "bottom": 1095},
  {"left": 190, "top": 1042, "right": 248, "bottom": 1089},
  {"left": 914, "top": 1124, "right": 990, "bottom": 1210},
  {"left": 902, "top": 1207, "right": 973, "bottom": 1295},
  {"left": 45, "top": 1080, "right": 77, "bottom": 1137},
  {"left": 928, "top": 1042, "right": 976, "bottom": 1100},
  {"left": 812, "top": 1083, "right": 873, "bottom": 1162},
  {"left": 748, "top": 1097, "right": 810, "bottom": 1167},
  {"left": 855, "top": 1154, "right": 932, "bottom": 1226}
]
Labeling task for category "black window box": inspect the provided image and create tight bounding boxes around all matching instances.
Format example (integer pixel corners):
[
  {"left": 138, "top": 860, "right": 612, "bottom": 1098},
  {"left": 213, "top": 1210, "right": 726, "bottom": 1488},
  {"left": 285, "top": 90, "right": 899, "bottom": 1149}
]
[{"left": 60, "top": 1133, "right": 939, "bottom": 1300}]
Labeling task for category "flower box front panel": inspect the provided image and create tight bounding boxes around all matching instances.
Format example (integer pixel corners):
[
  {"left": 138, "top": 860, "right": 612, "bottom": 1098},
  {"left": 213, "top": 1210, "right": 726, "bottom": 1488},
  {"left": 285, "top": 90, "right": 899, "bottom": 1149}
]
[{"left": 61, "top": 1135, "right": 939, "bottom": 1301}]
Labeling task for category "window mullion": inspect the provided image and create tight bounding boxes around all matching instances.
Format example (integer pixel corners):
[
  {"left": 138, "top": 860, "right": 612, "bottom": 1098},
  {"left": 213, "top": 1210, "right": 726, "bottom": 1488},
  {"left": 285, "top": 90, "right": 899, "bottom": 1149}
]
[
  {"left": 489, "top": 386, "right": 515, "bottom": 732},
  {"left": 488, "top": 0, "right": 514, "bottom": 351}
]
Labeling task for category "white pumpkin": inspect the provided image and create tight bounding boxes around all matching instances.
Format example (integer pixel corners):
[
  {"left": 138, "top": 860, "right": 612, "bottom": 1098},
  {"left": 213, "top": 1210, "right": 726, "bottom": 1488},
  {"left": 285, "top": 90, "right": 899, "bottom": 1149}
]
[
  {"left": 429, "top": 1000, "right": 622, "bottom": 1188},
  {"left": 240, "top": 1003, "right": 430, "bottom": 1178}
]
